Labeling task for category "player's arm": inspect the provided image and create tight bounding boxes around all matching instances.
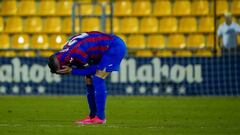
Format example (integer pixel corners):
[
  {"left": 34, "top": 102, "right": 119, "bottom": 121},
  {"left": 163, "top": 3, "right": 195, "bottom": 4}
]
[
  {"left": 217, "top": 26, "right": 223, "bottom": 48},
  {"left": 56, "top": 53, "right": 98, "bottom": 76}
]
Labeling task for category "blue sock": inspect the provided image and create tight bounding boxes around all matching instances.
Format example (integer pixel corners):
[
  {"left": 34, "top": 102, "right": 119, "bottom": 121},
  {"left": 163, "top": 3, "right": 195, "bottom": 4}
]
[
  {"left": 92, "top": 75, "right": 107, "bottom": 120},
  {"left": 86, "top": 84, "right": 96, "bottom": 118}
]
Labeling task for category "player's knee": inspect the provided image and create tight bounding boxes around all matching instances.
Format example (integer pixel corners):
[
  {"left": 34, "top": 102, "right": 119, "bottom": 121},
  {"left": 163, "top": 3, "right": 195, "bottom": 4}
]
[
  {"left": 95, "top": 70, "right": 110, "bottom": 79},
  {"left": 85, "top": 76, "right": 92, "bottom": 85}
]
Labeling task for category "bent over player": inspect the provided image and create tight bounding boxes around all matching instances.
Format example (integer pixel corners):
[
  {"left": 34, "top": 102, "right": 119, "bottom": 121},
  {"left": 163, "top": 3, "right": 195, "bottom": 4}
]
[{"left": 48, "top": 31, "right": 127, "bottom": 124}]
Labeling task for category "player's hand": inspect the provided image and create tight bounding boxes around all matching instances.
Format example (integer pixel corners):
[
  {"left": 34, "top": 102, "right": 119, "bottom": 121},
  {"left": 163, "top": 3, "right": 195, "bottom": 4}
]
[{"left": 56, "top": 66, "right": 72, "bottom": 75}]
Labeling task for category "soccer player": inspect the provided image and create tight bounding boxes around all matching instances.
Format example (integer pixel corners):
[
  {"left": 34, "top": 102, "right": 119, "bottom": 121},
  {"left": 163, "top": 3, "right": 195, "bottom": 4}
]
[{"left": 48, "top": 31, "right": 127, "bottom": 124}]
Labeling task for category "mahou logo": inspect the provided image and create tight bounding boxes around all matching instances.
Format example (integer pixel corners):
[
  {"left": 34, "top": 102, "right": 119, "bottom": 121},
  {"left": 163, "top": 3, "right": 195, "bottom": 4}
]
[
  {"left": 111, "top": 58, "right": 203, "bottom": 84},
  {"left": 0, "top": 58, "right": 61, "bottom": 83}
]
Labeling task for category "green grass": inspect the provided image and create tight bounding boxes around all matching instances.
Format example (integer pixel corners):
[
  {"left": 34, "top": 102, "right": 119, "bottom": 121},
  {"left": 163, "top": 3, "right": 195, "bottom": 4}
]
[{"left": 0, "top": 96, "right": 240, "bottom": 135}]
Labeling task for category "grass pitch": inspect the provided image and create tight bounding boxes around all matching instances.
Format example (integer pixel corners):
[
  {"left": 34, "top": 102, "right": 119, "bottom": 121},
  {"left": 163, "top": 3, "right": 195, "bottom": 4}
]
[{"left": 0, "top": 96, "right": 239, "bottom": 135}]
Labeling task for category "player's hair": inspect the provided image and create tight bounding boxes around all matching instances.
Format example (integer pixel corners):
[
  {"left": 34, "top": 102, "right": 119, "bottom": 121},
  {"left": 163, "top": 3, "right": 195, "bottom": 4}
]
[{"left": 48, "top": 55, "right": 59, "bottom": 73}]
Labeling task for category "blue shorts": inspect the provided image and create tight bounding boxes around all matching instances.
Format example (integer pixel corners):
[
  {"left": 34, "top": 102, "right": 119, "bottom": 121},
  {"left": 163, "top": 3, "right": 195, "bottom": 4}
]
[{"left": 97, "top": 36, "right": 127, "bottom": 72}]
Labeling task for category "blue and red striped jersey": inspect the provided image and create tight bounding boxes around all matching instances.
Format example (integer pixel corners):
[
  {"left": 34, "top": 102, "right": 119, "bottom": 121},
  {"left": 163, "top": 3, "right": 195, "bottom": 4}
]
[{"left": 55, "top": 31, "right": 114, "bottom": 68}]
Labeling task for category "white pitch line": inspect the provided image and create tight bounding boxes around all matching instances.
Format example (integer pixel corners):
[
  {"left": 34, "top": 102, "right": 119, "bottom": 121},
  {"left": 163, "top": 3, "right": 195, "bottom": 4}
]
[{"left": 0, "top": 123, "right": 163, "bottom": 129}]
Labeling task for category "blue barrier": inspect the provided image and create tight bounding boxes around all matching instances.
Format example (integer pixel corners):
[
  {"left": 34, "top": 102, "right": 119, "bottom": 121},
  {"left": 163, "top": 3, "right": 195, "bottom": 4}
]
[{"left": 0, "top": 55, "right": 239, "bottom": 96}]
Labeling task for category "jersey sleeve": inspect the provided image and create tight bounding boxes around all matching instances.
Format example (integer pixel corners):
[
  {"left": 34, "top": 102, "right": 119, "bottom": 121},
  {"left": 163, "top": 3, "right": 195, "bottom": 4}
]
[
  {"left": 217, "top": 25, "right": 223, "bottom": 37},
  {"left": 71, "top": 49, "right": 89, "bottom": 65},
  {"left": 234, "top": 23, "right": 240, "bottom": 33}
]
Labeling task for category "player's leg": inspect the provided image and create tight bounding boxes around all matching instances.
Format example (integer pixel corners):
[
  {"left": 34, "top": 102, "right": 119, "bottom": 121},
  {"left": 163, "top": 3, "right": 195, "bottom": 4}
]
[
  {"left": 92, "top": 70, "right": 110, "bottom": 122},
  {"left": 75, "top": 75, "right": 97, "bottom": 124},
  {"left": 91, "top": 42, "right": 126, "bottom": 123},
  {"left": 85, "top": 75, "right": 97, "bottom": 118}
]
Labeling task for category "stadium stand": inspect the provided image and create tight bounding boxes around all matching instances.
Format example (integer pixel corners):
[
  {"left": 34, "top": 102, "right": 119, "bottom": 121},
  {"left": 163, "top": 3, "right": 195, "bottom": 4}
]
[
  {"left": 216, "top": 0, "right": 228, "bottom": 15},
  {"left": 153, "top": 0, "right": 171, "bottom": 16},
  {"left": 31, "top": 34, "right": 49, "bottom": 49},
  {"left": 140, "top": 17, "right": 158, "bottom": 33},
  {"left": 5, "top": 17, "right": 23, "bottom": 33},
  {"left": 56, "top": 0, "right": 73, "bottom": 16},
  {"left": 147, "top": 35, "right": 165, "bottom": 49},
  {"left": 0, "top": 17, "right": 3, "bottom": 32},
  {"left": 168, "top": 34, "right": 186, "bottom": 49},
  {"left": 199, "top": 17, "right": 214, "bottom": 33},
  {"left": 114, "top": 0, "right": 132, "bottom": 16},
  {"left": 191, "top": 0, "right": 209, "bottom": 16},
  {"left": 175, "top": 50, "right": 193, "bottom": 57},
  {"left": 136, "top": 50, "right": 153, "bottom": 57},
  {"left": 231, "top": 0, "right": 240, "bottom": 15},
  {"left": 172, "top": 0, "right": 191, "bottom": 16},
  {"left": 0, "top": 34, "right": 10, "bottom": 49},
  {"left": 43, "top": 17, "right": 62, "bottom": 33},
  {"left": 18, "top": 0, "right": 36, "bottom": 16},
  {"left": 179, "top": 17, "right": 197, "bottom": 33},
  {"left": 24, "top": 17, "right": 43, "bottom": 33},
  {"left": 62, "top": 17, "right": 80, "bottom": 33},
  {"left": 81, "top": 17, "right": 100, "bottom": 32},
  {"left": 187, "top": 34, "right": 205, "bottom": 49},
  {"left": 106, "top": 18, "right": 119, "bottom": 33},
  {"left": 159, "top": 17, "right": 178, "bottom": 33},
  {"left": 120, "top": 17, "right": 139, "bottom": 33},
  {"left": 38, "top": 0, "right": 56, "bottom": 16},
  {"left": 127, "top": 34, "right": 145, "bottom": 49},
  {"left": 1, "top": 0, "right": 17, "bottom": 15},
  {"left": 0, "top": 0, "right": 239, "bottom": 58},
  {"left": 12, "top": 34, "right": 30, "bottom": 49},
  {"left": 156, "top": 51, "right": 173, "bottom": 57},
  {"left": 49, "top": 34, "right": 67, "bottom": 50},
  {"left": 132, "top": 0, "right": 151, "bottom": 16}
]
